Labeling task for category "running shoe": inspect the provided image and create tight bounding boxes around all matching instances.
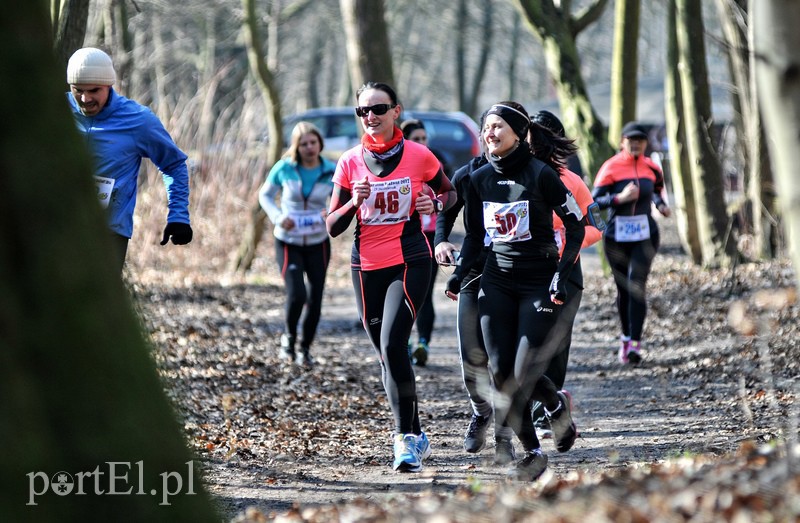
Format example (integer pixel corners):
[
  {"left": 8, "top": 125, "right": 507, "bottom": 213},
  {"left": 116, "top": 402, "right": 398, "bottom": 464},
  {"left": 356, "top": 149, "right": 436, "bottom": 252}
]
[
  {"left": 415, "top": 432, "right": 432, "bottom": 461},
  {"left": 507, "top": 448, "right": 548, "bottom": 481},
  {"left": 393, "top": 434, "right": 423, "bottom": 472},
  {"left": 618, "top": 337, "right": 630, "bottom": 364},
  {"left": 627, "top": 340, "right": 642, "bottom": 364},
  {"left": 546, "top": 390, "right": 577, "bottom": 453},
  {"left": 533, "top": 414, "right": 553, "bottom": 439},
  {"left": 297, "top": 347, "right": 314, "bottom": 367},
  {"left": 494, "top": 438, "right": 516, "bottom": 465},
  {"left": 279, "top": 333, "right": 295, "bottom": 361},
  {"left": 464, "top": 413, "right": 491, "bottom": 453},
  {"left": 412, "top": 340, "right": 429, "bottom": 367}
]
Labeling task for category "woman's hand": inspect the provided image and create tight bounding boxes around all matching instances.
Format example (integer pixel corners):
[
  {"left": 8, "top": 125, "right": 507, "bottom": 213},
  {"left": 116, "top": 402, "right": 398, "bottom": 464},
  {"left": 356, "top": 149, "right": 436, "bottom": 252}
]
[
  {"left": 435, "top": 242, "right": 458, "bottom": 265},
  {"left": 279, "top": 216, "right": 295, "bottom": 230},
  {"left": 351, "top": 177, "right": 371, "bottom": 207},
  {"left": 617, "top": 181, "right": 640, "bottom": 204},
  {"left": 415, "top": 191, "right": 435, "bottom": 215}
]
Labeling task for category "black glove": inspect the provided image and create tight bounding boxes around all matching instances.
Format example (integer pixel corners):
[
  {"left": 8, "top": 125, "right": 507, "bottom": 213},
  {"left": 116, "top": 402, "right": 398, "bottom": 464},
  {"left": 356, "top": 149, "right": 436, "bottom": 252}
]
[
  {"left": 549, "top": 272, "right": 567, "bottom": 303},
  {"left": 160, "top": 222, "right": 193, "bottom": 245},
  {"left": 446, "top": 273, "right": 462, "bottom": 296}
]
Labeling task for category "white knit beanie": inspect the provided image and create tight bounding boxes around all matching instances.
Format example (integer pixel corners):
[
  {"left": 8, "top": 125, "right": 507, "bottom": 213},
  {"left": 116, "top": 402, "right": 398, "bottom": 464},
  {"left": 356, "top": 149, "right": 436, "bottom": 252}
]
[{"left": 67, "top": 47, "right": 116, "bottom": 85}]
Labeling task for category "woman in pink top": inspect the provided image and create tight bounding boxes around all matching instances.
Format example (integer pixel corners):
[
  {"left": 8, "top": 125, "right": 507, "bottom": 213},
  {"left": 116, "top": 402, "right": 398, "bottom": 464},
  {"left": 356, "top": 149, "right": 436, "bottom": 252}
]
[{"left": 326, "top": 82, "right": 455, "bottom": 473}]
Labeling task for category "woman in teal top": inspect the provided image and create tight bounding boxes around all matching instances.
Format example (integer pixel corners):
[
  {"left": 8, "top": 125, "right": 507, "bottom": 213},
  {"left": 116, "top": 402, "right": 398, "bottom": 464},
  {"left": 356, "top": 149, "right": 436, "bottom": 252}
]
[{"left": 259, "top": 122, "right": 336, "bottom": 366}]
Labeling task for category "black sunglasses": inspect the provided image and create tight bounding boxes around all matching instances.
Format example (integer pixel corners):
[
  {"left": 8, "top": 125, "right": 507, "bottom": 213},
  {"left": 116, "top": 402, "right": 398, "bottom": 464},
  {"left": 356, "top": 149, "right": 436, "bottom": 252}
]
[{"left": 355, "top": 104, "right": 396, "bottom": 118}]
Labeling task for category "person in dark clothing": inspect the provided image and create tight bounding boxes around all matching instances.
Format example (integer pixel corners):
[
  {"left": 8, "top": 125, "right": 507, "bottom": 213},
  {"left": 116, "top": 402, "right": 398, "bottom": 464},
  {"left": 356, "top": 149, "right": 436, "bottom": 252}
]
[
  {"left": 445, "top": 102, "right": 585, "bottom": 481},
  {"left": 528, "top": 110, "right": 604, "bottom": 434},
  {"left": 400, "top": 118, "right": 449, "bottom": 366},
  {"left": 592, "top": 121, "right": 671, "bottom": 364}
]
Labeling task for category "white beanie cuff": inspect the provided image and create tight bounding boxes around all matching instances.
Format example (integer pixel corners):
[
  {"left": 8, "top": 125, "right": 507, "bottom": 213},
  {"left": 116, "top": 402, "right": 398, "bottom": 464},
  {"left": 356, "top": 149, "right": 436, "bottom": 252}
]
[{"left": 67, "top": 47, "right": 116, "bottom": 86}]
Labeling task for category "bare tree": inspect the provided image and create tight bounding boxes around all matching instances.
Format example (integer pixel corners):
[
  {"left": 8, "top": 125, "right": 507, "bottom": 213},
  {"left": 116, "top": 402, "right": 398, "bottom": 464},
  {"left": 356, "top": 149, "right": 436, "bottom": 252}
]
[
  {"left": 2, "top": 2, "right": 217, "bottom": 520},
  {"left": 455, "top": 0, "right": 492, "bottom": 118},
  {"left": 715, "top": 0, "right": 778, "bottom": 260},
  {"left": 52, "top": 0, "right": 90, "bottom": 76},
  {"left": 664, "top": 0, "right": 702, "bottom": 263},
  {"left": 608, "top": 0, "right": 640, "bottom": 143},
  {"left": 340, "top": 0, "right": 395, "bottom": 88},
  {"left": 753, "top": 0, "right": 800, "bottom": 287},
  {"left": 676, "top": 0, "right": 737, "bottom": 266},
  {"left": 513, "top": 0, "right": 614, "bottom": 182},
  {"left": 228, "top": 0, "right": 286, "bottom": 274}
]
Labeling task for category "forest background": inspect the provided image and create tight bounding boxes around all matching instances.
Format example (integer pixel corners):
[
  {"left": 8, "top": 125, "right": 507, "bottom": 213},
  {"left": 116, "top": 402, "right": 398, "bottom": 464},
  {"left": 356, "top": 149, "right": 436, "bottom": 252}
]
[{"left": 3, "top": 0, "right": 799, "bottom": 521}]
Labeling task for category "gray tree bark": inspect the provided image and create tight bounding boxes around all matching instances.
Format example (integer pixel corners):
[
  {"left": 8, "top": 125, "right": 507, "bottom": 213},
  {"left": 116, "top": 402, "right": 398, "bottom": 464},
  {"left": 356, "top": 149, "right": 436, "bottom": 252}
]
[
  {"left": 52, "top": 0, "right": 90, "bottom": 79},
  {"left": 676, "top": 0, "right": 736, "bottom": 266},
  {"left": 229, "top": 0, "right": 286, "bottom": 274},
  {"left": 753, "top": 0, "right": 800, "bottom": 287},
  {"left": 339, "top": 0, "right": 395, "bottom": 89},
  {"left": 513, "top": 0, "right": 614, "bottom": 183},
  {"left": 665, "top": 0, "right": 702, "bottom": 263},
  {"left": 608, "top": 0, "right": 640, "bottom": 143}
]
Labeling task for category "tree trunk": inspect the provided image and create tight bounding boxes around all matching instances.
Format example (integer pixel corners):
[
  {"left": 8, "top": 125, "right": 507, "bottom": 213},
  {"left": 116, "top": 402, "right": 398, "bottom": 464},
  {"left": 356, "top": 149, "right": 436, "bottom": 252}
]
[
  {"left": 513, "top": 0, "right": 614, "bottom": 182},
  {"left": 52, "top": 0, "right": 90, "bottom": 79},
  {"left": 229, "top": 0, "right": 286, "bottom": 274},
  {"left": 339, "top": 0, "right": 395, "bottom": 89},
  {"left": 716, "top": 0, "right": 777, "bottom": 260},
  {"left": 665, "top": 0, "right": 702, "bottom": 263},
  {"left": 608, "top": 0, "right": 640, "bottom": 143},
  {"left": 676, "top": 0, "right": 736, "bottom": 267},
  {"left": 1, "top": 3, "right": 216, "bottom": 520},
  {"left": 455, "top": 0, "right": 492, "bottom": 118},
  {"left": 753, "top": 0, "right": 800, "bottom": 287}
]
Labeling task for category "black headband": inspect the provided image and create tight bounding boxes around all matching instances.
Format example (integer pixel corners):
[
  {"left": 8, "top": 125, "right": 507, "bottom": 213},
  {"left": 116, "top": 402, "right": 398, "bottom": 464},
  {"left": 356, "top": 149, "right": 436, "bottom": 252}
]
[{"left": 487, "top": 104, "right": 529, "bottom": 139}]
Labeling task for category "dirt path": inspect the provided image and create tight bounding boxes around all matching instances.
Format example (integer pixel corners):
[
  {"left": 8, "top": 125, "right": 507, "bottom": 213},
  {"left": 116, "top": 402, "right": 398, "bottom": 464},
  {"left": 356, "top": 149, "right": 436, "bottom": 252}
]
[{"left": 164, "top": 247, "right": 758, "bottom": 520}]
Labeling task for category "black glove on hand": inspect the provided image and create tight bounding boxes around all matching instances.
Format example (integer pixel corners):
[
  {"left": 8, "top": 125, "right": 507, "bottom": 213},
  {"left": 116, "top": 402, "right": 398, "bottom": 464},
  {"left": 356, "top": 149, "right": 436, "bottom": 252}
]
[
  {"left": 549, "top": 272, "right": 567, "bottom": 302},
  {"left": 160, "top": 222, "right": 193, "bottom": 245},
  {"left": 446, "top": 273, "right": 462, "bottom": 296}
]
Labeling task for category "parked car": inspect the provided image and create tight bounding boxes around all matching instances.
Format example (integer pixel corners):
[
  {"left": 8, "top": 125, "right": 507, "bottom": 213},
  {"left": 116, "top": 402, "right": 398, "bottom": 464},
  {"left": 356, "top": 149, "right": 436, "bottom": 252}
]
[{"left": 283, "top": 107, "right": 481, "bottom": 171}]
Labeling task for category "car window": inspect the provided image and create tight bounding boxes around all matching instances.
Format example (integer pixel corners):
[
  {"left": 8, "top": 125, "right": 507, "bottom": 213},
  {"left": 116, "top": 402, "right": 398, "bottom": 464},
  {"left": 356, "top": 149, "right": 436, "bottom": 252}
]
[
  {"left": 424, "top": 119, "right": 467, "bottom": 141},
  {"left": 330, "top": 115, "right": 359, "bottom": 139}
]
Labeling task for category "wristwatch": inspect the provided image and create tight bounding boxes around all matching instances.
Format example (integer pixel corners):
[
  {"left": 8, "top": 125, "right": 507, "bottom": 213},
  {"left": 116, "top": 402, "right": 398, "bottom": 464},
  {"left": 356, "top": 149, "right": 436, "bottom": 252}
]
[{"left": 433, "top": 198, "right": 444, "bottom": 213}]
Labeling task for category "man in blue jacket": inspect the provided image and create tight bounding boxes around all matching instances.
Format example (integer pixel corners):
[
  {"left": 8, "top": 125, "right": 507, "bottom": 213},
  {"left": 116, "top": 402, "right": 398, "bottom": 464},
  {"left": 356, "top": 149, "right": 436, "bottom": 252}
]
[{"left": 67, "top": 47, "right": 193, "bottom": 272}]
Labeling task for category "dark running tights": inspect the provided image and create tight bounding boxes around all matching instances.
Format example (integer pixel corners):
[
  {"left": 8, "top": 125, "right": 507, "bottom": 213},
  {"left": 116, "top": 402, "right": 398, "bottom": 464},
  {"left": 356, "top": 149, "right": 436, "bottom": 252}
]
[
  {"left": 413, "top": 231, "right": 439, "bottom": 342},
  {"left": 275, "top": 239, "right": 330, "bottom": 349},
  {"left": 352, "top": 259, "right": 431, "bottom": 435},
  {"left": 603, "top": 231, "right": 659, "bottom": 341},
  {"left": 478, "top": 261, "right": 563, "bottom": 452}
]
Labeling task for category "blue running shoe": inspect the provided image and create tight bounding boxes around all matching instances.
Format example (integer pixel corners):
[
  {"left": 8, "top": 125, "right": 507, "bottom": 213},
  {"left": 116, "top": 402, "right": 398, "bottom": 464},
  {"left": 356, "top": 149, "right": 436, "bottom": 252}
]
[
  {"left": 415, "top": 432, "right": 432, "bottom": 461},
  {"left": 393, "top": 434, "right": 422, "bottom": 472},
  {"left": 412, "top": 340, "right": 429, "bottom": 366}
]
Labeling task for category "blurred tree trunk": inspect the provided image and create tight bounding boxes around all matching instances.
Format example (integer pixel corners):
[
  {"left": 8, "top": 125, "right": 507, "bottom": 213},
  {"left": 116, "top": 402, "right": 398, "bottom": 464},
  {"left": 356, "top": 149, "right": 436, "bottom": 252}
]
[
  {"left": 340, "top": 0, "right": 395, "bottom": 89},
  {"left": 753, "top": 0, "right": 800, "bottom": 288},
  {"left": 507, "top": 15, "right": 521, "bottom": 101},
  {"left": 102, "top": 0, "right": 133, "bottom": 95},
  {"left": 608, "top": 0, "right": 640, "bottom": 144},
  {"left": 665, "top": 0, "right": 702, "bottom": 263},
  {"left": 676, "top": 0, "right": 736, "bottom": 267},
  {"left": 52, "top": 0, "right": 90, "bottom": 78},
  {"left": 229, "top": 0, "right": 285, "bottom": 274},
  {"left": 456, "top": 0, "right": 492, "bottom": 119},
  {"left": 513, "top": 0, "right": 614, "bottom": 183},
  {"left": 715, "top": 0, "right": 778, "bottom": 259},
  {"left": 0, "top": 2, "right": 216, "bottom": 521}
]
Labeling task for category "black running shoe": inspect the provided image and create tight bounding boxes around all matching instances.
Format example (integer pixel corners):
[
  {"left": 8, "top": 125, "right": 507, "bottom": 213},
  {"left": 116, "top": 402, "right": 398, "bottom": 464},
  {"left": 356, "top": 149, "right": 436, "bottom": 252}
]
[
  {"left": 279, "top": 333, "right": 295, "bottom": 361},
  {"left": 463, "top": 414, "right": 490, "bottom": 453},
  {"left": 507, "top": 449, "right": 548, "bottom": 481},
  {"left": 546, "top": 390, "right": 577, "bottom": 452},
  {"left": 494, "top": 438, "right": 516, "bottom": 465}
]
